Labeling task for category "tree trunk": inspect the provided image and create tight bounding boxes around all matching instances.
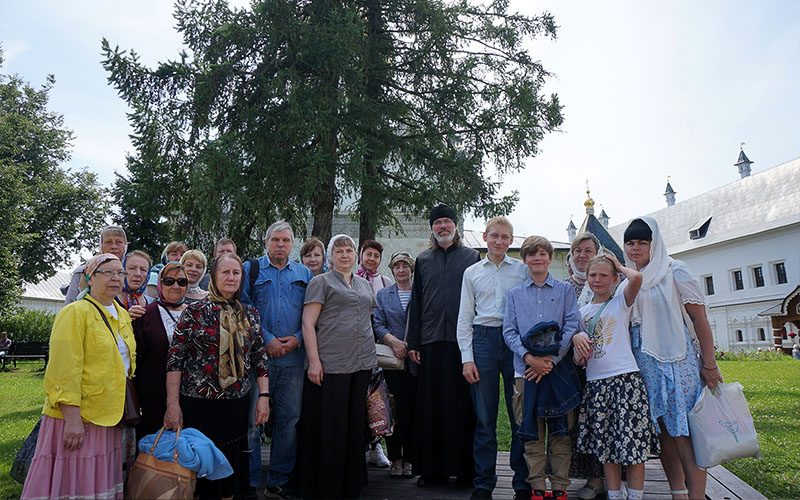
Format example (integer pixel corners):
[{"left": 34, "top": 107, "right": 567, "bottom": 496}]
[
  {"left": 358, "top": 0, "right": 383, "bottom": 244},
  {"left": 312, "top": 167, "right": 335, "bottom": 245}
]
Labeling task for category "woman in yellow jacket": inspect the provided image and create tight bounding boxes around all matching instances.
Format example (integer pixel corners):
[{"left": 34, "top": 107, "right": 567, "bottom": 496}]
[{"left": 22, "top": 253, "right": 136, "bottom": 500}]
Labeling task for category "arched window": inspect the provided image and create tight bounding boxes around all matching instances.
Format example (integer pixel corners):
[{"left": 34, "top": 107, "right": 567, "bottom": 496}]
[
  {"left": 758, "top": 328, "right": 766, "bottom": 341},
  {"left": 736, "top": 330, "right": 743, "bottom": 342}
]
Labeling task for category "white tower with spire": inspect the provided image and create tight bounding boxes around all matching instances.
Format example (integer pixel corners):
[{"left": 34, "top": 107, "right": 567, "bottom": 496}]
[
  {"left": 598, "top": 206, "right": 610, "bottom": 228},
  {"left": 664, "top": 177, "right": 677, "bottom": 207},
  {"left": 566, "top": 217, "right": 577, "bottom": 242},
  {"left": 735, "top": 143, "right": 753, "bottom": 178}
]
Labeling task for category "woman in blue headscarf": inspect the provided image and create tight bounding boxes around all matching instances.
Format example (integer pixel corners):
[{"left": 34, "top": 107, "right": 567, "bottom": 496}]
[{"left": 117, "top": 250, "right": 153, "bottom": 320}]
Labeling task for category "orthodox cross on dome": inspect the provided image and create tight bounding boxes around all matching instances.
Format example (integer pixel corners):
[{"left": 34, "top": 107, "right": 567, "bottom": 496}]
[{"left": 584, "top": 180, "right": 595, "bottom": 215}]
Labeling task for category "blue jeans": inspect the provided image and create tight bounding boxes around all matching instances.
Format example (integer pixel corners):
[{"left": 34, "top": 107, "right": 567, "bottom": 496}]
[
  {"left": 470, "top": 325, "right": 528, "bottom": 492},
  {"left": 247, "top": 373, "right": 262, "bottom": 487},
  {"left": 265, "top": 364, "right": 304, "bottom": 488}
]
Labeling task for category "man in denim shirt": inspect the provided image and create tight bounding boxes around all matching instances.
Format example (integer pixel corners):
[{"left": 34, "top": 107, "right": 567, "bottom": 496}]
[
  {"left": 503, "top": 236, "right": 581, "bottom": 500},
  {"left": 242, "top": 220, "right": 313, "bottom": 499}
]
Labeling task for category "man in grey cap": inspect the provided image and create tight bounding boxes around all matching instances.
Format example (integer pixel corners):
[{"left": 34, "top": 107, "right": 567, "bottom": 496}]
[{"left": 407, "top": 203, "right": 481, "bottom": 488}]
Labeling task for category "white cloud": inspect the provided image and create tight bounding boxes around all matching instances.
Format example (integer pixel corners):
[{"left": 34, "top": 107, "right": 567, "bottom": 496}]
[{"left": 2, "top": 39, "right": 30, "bottom": 63}]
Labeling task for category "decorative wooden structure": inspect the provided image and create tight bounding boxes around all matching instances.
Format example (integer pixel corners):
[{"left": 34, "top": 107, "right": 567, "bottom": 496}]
[{"left": 758, "top": 284, "right": 800, "bottom": 353}]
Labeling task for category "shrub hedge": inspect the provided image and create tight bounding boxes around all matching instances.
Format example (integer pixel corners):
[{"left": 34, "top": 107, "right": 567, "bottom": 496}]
[{"left": 0, "top": 308, "right": 55, "bottom": 343}]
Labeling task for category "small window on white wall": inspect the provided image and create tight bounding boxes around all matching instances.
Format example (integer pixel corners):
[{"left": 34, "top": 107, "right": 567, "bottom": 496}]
[
  {"left": 703, "top": 275, "right": 715, "bottom": 295},
  {"left": 732, "top": 270, "right": 744, "bottom": 291},
  {"left": 735, "top": 329, "right": 743, "bottom": 342},
  {"left": 753, "top": 267, "right": 765, "bottom": 288},
  {"left": 758, "top": 328, "right": 766, "bottom": 341},
  {"left": 775, "top": 262, "right": 788, "bottom": 284}
]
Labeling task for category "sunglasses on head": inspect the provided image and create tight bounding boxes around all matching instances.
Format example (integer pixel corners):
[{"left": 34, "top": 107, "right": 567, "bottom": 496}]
[{"left": 161, "top": 277, "right": 188, "bottom": 287}]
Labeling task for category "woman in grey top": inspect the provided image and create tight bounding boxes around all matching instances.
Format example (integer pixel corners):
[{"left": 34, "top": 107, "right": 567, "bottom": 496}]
[{"left": 297, "top": 234, "right": 377, "bottom": 499}]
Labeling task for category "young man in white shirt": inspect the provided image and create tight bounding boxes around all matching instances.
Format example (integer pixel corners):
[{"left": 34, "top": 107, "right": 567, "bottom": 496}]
[{"left": 457, "top": 217, "right": 529, "bottom": 500}]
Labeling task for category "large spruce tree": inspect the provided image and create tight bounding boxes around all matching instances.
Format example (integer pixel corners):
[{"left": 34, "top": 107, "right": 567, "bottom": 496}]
[{"left": 102, "top": 0, "right": 562, "bottom": 253}]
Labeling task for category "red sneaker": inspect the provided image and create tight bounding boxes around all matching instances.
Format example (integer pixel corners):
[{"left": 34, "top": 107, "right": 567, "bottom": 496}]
[
  {"left": 551, "top": 490, "right": 567, "bottom": 500},
  {"left": 532, "top": 490, "right": 547, "bottom": 500}
]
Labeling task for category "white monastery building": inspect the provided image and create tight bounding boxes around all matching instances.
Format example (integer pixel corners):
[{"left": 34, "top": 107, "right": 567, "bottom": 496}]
[{"left": 605, "top": 150, "right": 799, "bottom": 351}]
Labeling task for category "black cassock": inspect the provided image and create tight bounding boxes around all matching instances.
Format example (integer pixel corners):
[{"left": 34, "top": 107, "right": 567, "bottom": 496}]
[{"left": 406, "top": 243, "right": 480, "bottom": 480}]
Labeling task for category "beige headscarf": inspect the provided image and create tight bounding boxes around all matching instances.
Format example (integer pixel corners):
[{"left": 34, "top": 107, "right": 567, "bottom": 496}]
[{"left": 208, "top": 264, "right": 249, "bottom": 390}]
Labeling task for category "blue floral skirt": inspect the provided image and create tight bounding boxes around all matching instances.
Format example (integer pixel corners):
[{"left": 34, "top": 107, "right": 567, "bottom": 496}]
[
  {"left": 630, "top": 324, "right": 703, "bottom": 437},
  {"left": 576, "top": 371, "right": 658, "bottom": 465}
]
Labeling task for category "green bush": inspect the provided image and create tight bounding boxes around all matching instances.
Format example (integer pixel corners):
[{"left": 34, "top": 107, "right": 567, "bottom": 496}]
[
  {"left": 0, "top": 308, "right": 55, "bottom": 343},
  {"left": 715, "top": 349, "right": 788, "bottom": 361}
]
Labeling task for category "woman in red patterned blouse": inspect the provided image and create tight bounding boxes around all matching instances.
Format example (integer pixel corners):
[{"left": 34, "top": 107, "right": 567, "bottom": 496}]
[{"left": 164, "top": 253, "right": 270, "bottom": 500}]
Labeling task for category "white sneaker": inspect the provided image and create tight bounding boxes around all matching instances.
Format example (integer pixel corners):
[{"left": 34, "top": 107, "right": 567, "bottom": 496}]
[{"left": 369, "top": 443, "right": 391, "bottom": 468}]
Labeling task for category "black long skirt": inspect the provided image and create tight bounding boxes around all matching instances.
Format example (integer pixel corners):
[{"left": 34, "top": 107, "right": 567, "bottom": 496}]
[
  {"left": 296, "top": 370, "right": 371, "bottom": 499},
  {"left": 413, "top": 341, "right": 475, "bottom": 480},
  {"left": 181, "top": 394, "right": 249, "bottom": 499},
  {"left": 383, "top": 366, "right": 417, "bottom": 462}
]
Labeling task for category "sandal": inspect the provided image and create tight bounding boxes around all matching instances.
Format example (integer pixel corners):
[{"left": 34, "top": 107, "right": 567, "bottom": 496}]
[
  {"left": 402, "top": 462, "right": 414, "bottom": 477},
  {"left": 390, "top": 464, "right": 402, "bottom": 477},
  {"left": 577, "top": 481, "right": 607, "bottom": 500},
  {"left": 671, "top": 489, "right": 689, "bottom": 499}
]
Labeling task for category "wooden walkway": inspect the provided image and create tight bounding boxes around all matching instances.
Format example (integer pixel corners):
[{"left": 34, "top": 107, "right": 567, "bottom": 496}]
[{"left": 259, "top": 448, "right": 765, "bottom": 500}]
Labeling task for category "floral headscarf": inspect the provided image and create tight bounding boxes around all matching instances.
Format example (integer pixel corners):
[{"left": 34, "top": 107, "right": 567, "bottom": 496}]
[
  {"left": 208, "top": 255, "right": 249, "bottom": 390},
  {"left": 77, "top": 253, "right": 121, "bottom": 300}
]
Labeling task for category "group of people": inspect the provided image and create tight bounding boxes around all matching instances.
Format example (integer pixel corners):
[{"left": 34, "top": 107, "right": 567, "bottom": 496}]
[{"left": 20, "top": 202, "right": 723, "bottom": 500}]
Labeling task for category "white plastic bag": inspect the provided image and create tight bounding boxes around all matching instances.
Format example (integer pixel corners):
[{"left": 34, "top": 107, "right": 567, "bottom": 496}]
[{"left": 688, "top": 382, "right": 760, "bottom": 468}]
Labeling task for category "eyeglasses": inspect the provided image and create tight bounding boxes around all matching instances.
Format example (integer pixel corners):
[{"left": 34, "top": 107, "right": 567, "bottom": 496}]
[
  {"left": 391, "top": 251, "right": 411, "bottom": 260},
  {"left": 93, "top": 270, "right": 128, "bottom": 278},
  {"left": 161, "top": 277, "right": 189, "bottom": 287}
]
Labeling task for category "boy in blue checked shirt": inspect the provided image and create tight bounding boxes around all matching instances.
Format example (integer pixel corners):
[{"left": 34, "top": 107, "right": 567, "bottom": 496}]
[{"left": 503, "top": 236, "right": 582, "bottom": 500}]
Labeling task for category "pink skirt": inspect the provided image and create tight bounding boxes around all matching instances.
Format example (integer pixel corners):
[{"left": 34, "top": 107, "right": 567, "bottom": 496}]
[{"left": 21, "top": 415, "right": 123, "bottom": 500}]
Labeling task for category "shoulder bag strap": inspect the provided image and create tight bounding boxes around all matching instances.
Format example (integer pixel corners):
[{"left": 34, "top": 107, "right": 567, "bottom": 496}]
[
  {"left": 83, "top": 297, "right": 117, "bottom": 344},
  {"left": 587, "top": 297, "right": 612, "bottom": 336}
]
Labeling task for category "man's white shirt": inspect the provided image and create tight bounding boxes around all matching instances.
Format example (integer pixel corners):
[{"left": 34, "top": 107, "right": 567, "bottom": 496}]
[{"left": 456, "top": 254, "right": 528, "bottom": 363}]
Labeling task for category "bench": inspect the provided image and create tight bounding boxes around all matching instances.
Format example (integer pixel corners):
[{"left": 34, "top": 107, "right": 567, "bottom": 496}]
[{"left": 1, "top": 341, "right": 49, "bottom": 369}]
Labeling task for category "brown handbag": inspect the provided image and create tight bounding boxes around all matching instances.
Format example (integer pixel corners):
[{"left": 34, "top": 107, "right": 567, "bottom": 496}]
[
  {"left": 121, "top": 377, "right": 141, "bottom": 426},
  {"left": 126, "top": 427, "right": 196, "bottom": 500}
]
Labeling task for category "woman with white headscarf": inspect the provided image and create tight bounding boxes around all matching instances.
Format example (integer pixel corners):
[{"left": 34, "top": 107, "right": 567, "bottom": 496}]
[
  {"left": 297, "top": 234, "right": 377, "bottom": 499},
  {"left": 622, "top": 217, "right": 722, "bottom": 500},
  {"left": 566, "top": 233, "right": 601, "bottom": 310}
]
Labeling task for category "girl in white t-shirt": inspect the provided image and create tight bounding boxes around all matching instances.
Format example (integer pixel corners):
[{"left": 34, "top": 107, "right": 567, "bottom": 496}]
[{"left": 572, "top": 254, "right": 657, "bottom": 500}]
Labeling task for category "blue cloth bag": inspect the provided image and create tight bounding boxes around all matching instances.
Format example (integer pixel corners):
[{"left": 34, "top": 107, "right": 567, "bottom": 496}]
[
  {"left": 138, "top": 427, "right": 233, "bottom": 480},
  {"left": 517, "top": 321, "right": 581, "bottom": 442}
]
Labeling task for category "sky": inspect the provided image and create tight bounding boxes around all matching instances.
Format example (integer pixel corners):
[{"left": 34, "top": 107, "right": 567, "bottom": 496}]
[{"left": 2, "top": 0, "right": 799, "bottom": 245}]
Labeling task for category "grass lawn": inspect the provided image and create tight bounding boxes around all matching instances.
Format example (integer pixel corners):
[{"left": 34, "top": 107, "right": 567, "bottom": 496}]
[
  {"left": 717, "top": 358, "right": 800, "bottom": 499},
  {"left": 494, "top": 359, "right": 800, "bottom": 499},
  {"left": 1, "top": 359, "right": 797, "bottom": 499},
  {"left": 0, "top": 362, "right": 45, "bottom": 500}
]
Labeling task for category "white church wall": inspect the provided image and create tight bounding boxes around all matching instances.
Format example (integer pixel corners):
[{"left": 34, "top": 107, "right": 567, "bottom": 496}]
[{"left": 672, "top": 223, "right": 800, "bottom": 351}]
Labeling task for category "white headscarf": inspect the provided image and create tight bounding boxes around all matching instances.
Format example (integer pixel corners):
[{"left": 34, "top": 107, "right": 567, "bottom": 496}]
[
  {"left": 567, "top": 233, "right": 602, "bottom": 281},
  {"left": 625, "top": 216, "right": 688, "bottom": 362}
]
